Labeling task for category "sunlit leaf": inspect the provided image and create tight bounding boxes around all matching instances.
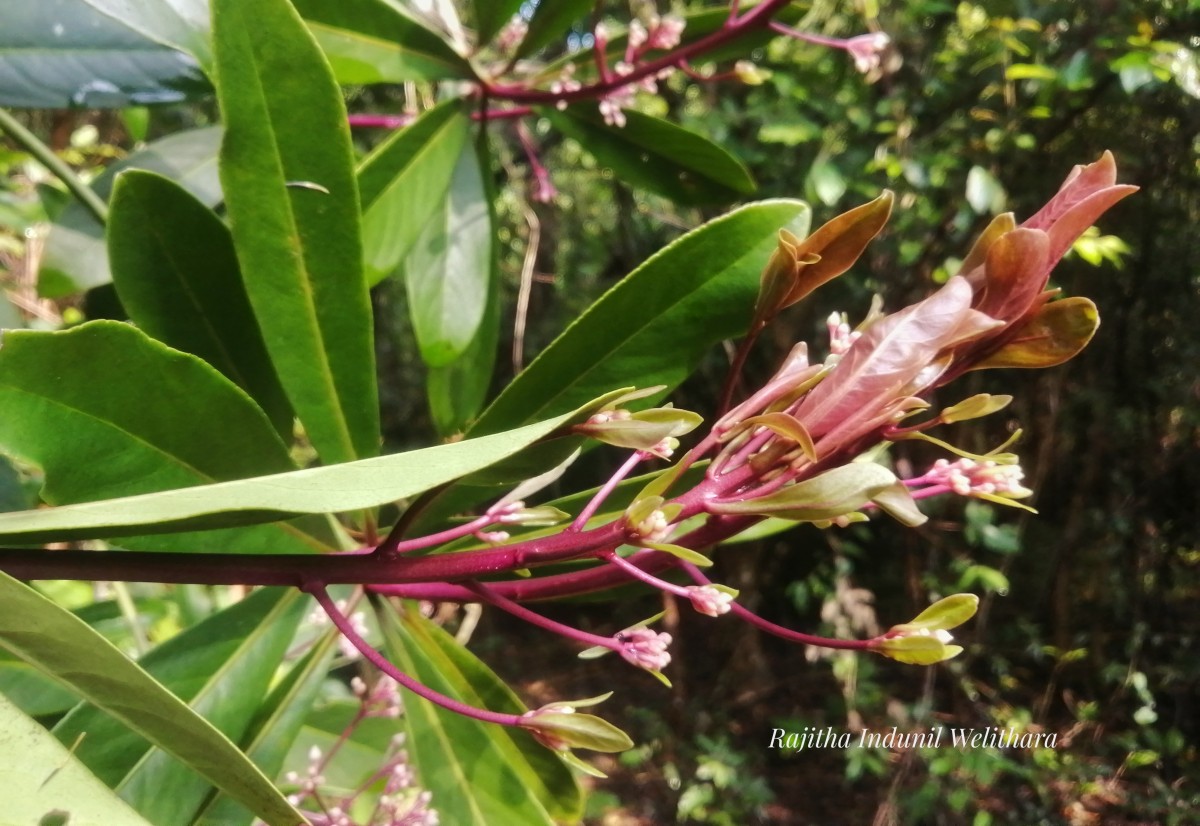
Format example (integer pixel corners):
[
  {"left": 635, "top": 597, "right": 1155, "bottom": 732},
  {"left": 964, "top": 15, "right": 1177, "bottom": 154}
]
[
  {"left": 108, "top": 170, "right": 293, "bottom": 438},
  {"left": 972, "top": 297, "right": 1099, "bottom": 369},
  {"left": 0, "top": 390, "right": 620, "bottom": 542},
  {"left": 213, "top": 0, "right": 379, "bottom": 465},
  {"left": 0, "top": 322, "right": 337, "bottom": 553},
  {"left": 0, "top": 573, "right": 302, "bottom": 826},
  {"left": 0, "top": 691, "right": 154, "bottom": 826},
  {"left": 54, "top": 590, "right": 308, "bottom": 826}
]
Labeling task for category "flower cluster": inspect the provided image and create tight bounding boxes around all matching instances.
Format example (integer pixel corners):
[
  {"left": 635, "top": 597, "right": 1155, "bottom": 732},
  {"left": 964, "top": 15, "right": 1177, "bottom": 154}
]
[
  {"left": 920, "top": 457, "right": 1032, "bottom": 500},
  {"left": 282, "top": 708, "right": 437, "bottom": 826},
  {"left": 616, "top": 627, "right": 673, "bottom": 671}
]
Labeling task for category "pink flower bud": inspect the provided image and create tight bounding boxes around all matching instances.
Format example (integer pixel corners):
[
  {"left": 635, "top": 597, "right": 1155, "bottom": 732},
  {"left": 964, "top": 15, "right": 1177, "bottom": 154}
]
[
  {"left": 617, "top": 627, "right": 672, "bottom": 671},
  {"left": 844, "top": 32, "right": 890, "bottom": 74},
  {"left": 686, "top": 585, "right": 734, "bottom": 617}
]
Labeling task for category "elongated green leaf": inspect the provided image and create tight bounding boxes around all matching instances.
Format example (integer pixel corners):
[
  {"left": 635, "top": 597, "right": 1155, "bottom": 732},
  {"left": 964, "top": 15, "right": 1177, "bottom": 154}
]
[
  {"left": 404, "top": 141, "right": 492, "bottom": 367},
  {"left": 379, "top": 601, "right": 579, "bottom": 825},
  {"left": 0, "top": 691, "right": 154, "bottom": 826},
  {"left": 108, "top": 170, "right": 293, "bottom": 438},
  {"left": 40, "top": 126, "right": 223, "bottom": 298},
  {"left": 516, "top": 0, "right": 592, "bottom": 58},
  {"left": 194, "top": 628, "right": 341, "bottom": 826},
  {"left": 0, "top": 321, "right": 337, "bottom": 552},
  {"left": 80, "top": 0, "right": 211, "bottom": 68},
  {"left": 0, "top": 573, "right": 303, "bottom": 826},
  {"left": 426, "top": 135, "right": 501, "bottom": 435},
  {"left": 0, "top": 389, "right": 623, "bottom": 542},
  {"left": 292, "top": 0, "right": 473, "bottom": 84},
  {"left": 426, "top": 244, "right": 500, "bottom": 435},
  {"left": 472, "top": 0, "right": 523, "bottom": 44},
  {"left": 214, "top": 0, "right": 379, "bottom": 465},
  {"left": 0, "top": 0, "right": 208, "bottom": 109},
  {"left": 473, "top": 200, "right": 810, "bottom": 434},
  {"left": 358, "top": 100, "right": 471, "bottom": 285},
  {"left": 546, "top": 105, "right": 756, "bottom": 205},
  {"left": 53, "top": 589, "right": 307, "bottom": 826}
]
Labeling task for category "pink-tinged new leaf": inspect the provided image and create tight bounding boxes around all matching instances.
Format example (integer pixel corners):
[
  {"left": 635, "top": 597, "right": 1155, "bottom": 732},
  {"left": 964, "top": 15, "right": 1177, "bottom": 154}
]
[
  {"left": 1021, "top": 152, "right": 1138, "bottom": 267},
  {"left": 781, "top": 191, "right": 894, "bottom": 308},
  {"left": 970, "top": 297, "right": 1100, "bottom": 370},
  {"left": 959, "top": 212, "right": 1017, "bottom": 278},
  {"left": 795, "top": 277, "right": 978, "bottom": 443},
  {"left": 974, "top": 228, "right": 1051, "bottom": 324},
  {"left": 735, "top": 412, "right": 818, "bottom": 462}
]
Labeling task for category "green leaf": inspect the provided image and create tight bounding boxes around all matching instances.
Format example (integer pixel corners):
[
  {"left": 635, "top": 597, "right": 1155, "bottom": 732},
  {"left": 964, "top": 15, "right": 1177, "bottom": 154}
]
[
  {"left": 0, "top": 391, "right": 620, "bottom": 542},
  {"left": 472, "top": 200, "right": 810, "bottom": 434},
  {"left": 379, "top": 601, "right": 583, "bottom": 824},
  {"left": 642, "top": 541, "right": 713, "bottom": 567},
  {"left": 806, "top": 159, "right": 847, "bottom": 206},
  {"left": 426, "top": 134, "right": 503, "bottom": 435},
  {"left": 900, "top": 594, "right": 979, "bottom": 633},
  {"left": 546, "top": 105, "right": 756, "bottom": 205},
  {"left": 0, "top": 322, "right": 336, "bottom": 552},
  {"left": 522, "top": 711, "right": 634, "bottom": 753},
  {"left": 577, "top": 406, "right": 704, "bottom": 451},
  {"left": 940, "top": 393, "right": 1012, "bottom": 423},
  {"left": 516, "top": 0, "right": 593, "bottom": 59},
  {"left": 1005, "top": 63, "right": 1057, "bottom": 81},
  {"left": 427, "top": 249, "right": 501, "bottom": 435},
  {"left": 213, "top": 0, "right": 379, "bottom": 465},
  {"left": 972, "top": 297, "right": 1100, "bottom": 370},
  {"left": 40, "top": 126, "right": 223, "bottom": 298},
  {"left": 870, "top": 481, "right": 928, "bottom": 527},
  {"left": 710, "top": 463, "right": 900, "bottom": 522},
  {"left": 472, "top": 0, "right": 524, "bottom": 44},
  {"left": 292, "top": 0, "right": 474, "bottom": 84},
  {"left": 108, "top": 170, "right": 293, "bottom": 438},
  {"left": 358, "top": 99, "right": 472, "bottom": 285},
  {"left": 0, "top": 691, "right": 155, "bottom": 826},
  {"left": 0, "top": 572, "right": 303, "bottom": 826},
  {"left": 0, "top": 0, "right": 208, "bottom": 109},
  {"left": 403, "top": 139, "right": 493, "bottom": 367},
  {"left": 958, "top": 212, "right": 1016, "bottom": 276},
  {"left": 193, "top": 628, "right": 340, "bottom": 826},
  {"left": 54, "top": 589, "right": 308, "bottom": 826},
  {"left": 79, "top": 0, "right": 212, "bottom": 69},
  {"left": 872, "top": 634, "right": 963, "bottom": 666},
  {"left": 735, "top": 413, "right": 818, "bottom": 462}
]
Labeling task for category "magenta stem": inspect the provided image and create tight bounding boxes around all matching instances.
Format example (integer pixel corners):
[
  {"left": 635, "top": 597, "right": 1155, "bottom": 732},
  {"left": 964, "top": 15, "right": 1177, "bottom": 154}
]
[
  {"left": 568, "top": 450, "right": 646, "bottom": 532},
  {"left": 306, "top": 582, "right": 522, "bottom": 726},
  {"left": 601, "top": 550, "right": 690, "bottom": 599},
  {"left": 767, "top": 22, "right": 849, "bottom": 51},
  {"left": 376, "top": 512, "right": 496, "bottom": 557},
  {"left": 682, "top": 563, "right": 872, "bottom": 650},
  {"left": 483, "top": 0, "right": 794, "bottom": 104},
  {"left": 466, "top": 581, "right": 615, "bottom": 651}
]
